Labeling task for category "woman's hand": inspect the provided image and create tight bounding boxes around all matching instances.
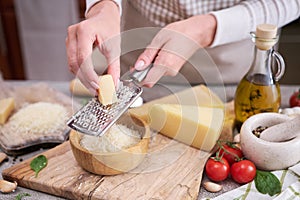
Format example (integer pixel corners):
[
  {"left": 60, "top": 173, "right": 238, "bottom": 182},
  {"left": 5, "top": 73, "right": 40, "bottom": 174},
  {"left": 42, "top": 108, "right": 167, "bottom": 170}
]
[
  {"left": 66, "top": 1, "right": 121, "bottom": 94},
  {"left": 134, "top": 14, "right": 217, "bottom": 87}
]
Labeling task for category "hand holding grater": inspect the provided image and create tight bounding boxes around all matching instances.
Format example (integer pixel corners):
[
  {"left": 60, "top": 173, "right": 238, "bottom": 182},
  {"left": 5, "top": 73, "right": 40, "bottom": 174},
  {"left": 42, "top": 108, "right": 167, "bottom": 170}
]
[{"left": 67, "top": 64, "right": 152, "bottom": 137}]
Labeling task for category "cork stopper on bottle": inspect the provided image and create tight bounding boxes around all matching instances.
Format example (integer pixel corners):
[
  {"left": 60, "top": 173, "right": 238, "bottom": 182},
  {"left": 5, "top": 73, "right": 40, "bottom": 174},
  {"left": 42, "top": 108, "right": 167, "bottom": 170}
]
[{"left": 255, "top": 24, "right": 278, "bottom": 50}]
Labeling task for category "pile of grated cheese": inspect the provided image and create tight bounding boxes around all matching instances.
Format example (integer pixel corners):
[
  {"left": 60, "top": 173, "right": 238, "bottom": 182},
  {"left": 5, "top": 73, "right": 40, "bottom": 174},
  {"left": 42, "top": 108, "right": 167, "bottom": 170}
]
[
  {"left": 80, "top": 124, "right": 141, "bottom": 153},
  {"left": 6, "top": 102, "right": 68, "bottom": 135}
]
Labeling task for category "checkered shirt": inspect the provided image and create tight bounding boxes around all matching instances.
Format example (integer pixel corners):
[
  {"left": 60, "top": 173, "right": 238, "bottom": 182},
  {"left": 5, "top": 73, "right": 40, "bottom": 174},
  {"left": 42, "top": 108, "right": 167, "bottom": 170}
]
[{"left": 129, "top": 0, "right": 244, "bottom": 27}]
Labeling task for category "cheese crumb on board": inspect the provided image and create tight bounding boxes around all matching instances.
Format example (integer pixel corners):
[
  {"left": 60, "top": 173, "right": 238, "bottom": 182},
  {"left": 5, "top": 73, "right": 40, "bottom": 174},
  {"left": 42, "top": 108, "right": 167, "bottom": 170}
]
[
  {"left": 149, "top": 104, "right": 224, "bottom": 151},
  {"left": 0, "top": 98, "right": 15, "bottom": 125},
  {"left": 80, "top": 124, "right": 141, "bottom": 153},
  {"left": 4, "top": 102, "right": 68, "bottom": 136},
  {"left": 98, "top": 75, "right": 118, "bottom": 106}
]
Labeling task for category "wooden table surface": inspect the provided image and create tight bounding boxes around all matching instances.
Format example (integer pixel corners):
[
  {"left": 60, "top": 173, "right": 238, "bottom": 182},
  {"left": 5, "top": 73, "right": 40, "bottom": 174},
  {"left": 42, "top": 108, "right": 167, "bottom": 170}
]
[{"left": 0, "top": 80, "right": 299, "bottom": 200}]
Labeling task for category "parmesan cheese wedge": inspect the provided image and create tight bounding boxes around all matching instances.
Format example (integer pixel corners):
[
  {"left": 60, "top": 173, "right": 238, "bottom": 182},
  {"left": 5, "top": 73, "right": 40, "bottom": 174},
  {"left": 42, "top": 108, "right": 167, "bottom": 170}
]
[
  {"left": 129, "top": 85, "right": 224, "bottom": 123},
  {"left": 0, "top": 98, "right": 15, "bottom": 125},
  {"left": 149, "top": 104, "right": 224, "bottom": 151},
  {"left": 98, "top": 75, "right": 118, "bottom": 106}
]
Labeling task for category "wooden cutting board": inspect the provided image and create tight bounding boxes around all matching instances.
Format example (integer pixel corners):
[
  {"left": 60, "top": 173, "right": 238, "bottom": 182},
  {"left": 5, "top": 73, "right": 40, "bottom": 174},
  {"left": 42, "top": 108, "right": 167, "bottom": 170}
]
[
  {"left": 3, "top": 137, "right": 210, "bottom": 199},
  {"left": 2, "top": 85, "right": 234, "bottom": 200}
]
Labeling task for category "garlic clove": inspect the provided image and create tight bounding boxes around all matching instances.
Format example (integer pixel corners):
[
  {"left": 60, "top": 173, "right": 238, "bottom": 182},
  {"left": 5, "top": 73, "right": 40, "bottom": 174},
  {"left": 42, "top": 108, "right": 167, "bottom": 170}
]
[
  {"left": 0, "top": 180, "right": 17, "bottom": 193},
  {"left": 233, "top": 134, "right": 241, "bottom": 149},
  {"left": 233, "top": 133, "right": 241, "bottom": 143},
  {"left": 203, "top": 181, "right": 222, "bottom": 193}
]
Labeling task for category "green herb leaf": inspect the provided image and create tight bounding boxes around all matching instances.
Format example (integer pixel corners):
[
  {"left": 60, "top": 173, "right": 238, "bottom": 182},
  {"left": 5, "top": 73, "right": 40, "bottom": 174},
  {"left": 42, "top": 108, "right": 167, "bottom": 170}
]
[
  {"left": 15, "top": 193, "right": 31, "bottom": 200},
  {"left": 254, "top": 170, "right": 281, "bottom": 196},
  {"left": 30, "top": 155, "right": 47, "bottom": 178}
]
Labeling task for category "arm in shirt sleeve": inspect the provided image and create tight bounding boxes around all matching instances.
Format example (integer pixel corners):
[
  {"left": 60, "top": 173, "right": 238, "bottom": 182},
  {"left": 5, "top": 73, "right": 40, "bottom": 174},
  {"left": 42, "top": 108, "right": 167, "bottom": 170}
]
[
  {"left": 210, "top": 0, "right": 300, "bottom": 47},
  {"left": 85, "top": 0, "right": 122, "bottom": 16}
]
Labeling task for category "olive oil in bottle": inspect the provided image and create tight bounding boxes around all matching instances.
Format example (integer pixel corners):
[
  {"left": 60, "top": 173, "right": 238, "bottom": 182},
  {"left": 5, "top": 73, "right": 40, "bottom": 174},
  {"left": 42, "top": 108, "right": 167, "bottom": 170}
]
[
  {"left": 234, "top": 75, "right": 281, "bottom": 128},
  {"left": 234, "top": 24, "right": 285, "bottom": 129}
]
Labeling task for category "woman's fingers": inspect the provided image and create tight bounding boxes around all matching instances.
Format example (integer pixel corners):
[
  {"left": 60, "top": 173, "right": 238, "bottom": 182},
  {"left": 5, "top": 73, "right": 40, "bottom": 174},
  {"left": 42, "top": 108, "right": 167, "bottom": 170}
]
[
  {"left": 107, "top": 58, "right": 121, "bottom": 88},
  {"left": 141, "top": 64, "right": 167, "bottom": 88},
  {"left": 100, "top": 35, "right": 121, "bottom": 86},
  {"left": 66, "top": 20, "right": 100, "bottom": 94},
  {"left": 137, "top": 29, "right": 194, "bottom": 87},
  {"left": 141, "top": 50, "right": 186, "bottom": 87},
  {"left": 134, "top": 29, "right": 168, "bottom": 71},
  {"left": 78, "top": 55, "right": 99, "bottom": 92},
  {"left": 66, "top": 24, "right": 79, "bottom": 74},
  {"left": 134, "top": 48, "right": 158, "bottom": 71},
  {"left": 66, "top": 0, "right": 121, "bottom": 92},
  {"left": 133, "top": 14, "right": 217, "bottom": 87},
  {"left": 76, "top": 21, "right": 96, "bottom": 70},
  {"left": 76, "top": 67, "right": 98, "bottom": 96}
]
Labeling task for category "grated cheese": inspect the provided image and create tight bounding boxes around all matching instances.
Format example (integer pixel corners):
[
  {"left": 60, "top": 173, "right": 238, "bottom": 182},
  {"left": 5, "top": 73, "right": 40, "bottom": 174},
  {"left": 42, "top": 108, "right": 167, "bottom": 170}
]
[
  {"left": 80, "top": 124, "right": 141, "bottom": 153},
  {"left": 5, "top": 102, "right": 68, "bottom": 135}
]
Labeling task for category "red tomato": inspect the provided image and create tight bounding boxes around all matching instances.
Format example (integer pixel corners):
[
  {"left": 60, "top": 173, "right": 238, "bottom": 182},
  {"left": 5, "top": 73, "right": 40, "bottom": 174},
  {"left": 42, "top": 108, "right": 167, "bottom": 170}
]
[
  {"left": 205, "top": 157, "right": 230, "bottom": 182},
  {"left": 231, "top": 160, "right": 256, "bottom": 184},
  {"left": 219, "top": 144, "right": 243, "bottom": 165},
  {"left": 289, "top": 89, "right": 300, "bottom": 107}
]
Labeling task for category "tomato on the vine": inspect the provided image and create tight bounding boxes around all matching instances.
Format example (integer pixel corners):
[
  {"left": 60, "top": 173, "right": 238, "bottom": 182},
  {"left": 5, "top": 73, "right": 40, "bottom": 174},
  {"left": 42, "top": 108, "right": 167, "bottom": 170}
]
[
  {"left": 219, "top": 144, "right": 243, "bottom": 165},
  {"left": 231, "top": 160, "right": 256, "bottom": 184},
  {"left": 289, "top": 89, "right": 300, "bottom": 107},
  {"left": 205, "top": 157, "right": 230, "bottom": 182}
]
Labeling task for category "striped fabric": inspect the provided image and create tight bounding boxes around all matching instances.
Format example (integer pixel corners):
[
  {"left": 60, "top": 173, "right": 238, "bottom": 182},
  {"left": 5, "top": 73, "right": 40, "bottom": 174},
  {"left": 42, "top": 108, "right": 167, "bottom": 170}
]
[
  {"left": 129, "top": 0, "right": 244, "bottom": 27},
  {"left": 211, "top": 162, "right": 300, "bottom": 200}
]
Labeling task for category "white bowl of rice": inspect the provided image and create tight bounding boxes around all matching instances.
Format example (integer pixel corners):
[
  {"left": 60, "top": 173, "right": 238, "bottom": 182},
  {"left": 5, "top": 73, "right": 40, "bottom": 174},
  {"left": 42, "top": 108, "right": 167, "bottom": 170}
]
[{"left": 70, "top": 113, "right": 150, "bottom": 175}]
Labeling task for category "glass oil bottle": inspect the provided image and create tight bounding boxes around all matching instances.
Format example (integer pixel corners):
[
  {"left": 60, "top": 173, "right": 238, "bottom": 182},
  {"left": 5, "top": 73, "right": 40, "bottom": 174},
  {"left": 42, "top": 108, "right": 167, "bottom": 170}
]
[{"left": 234, "top": 24, "right": 285, "bottom": 129}]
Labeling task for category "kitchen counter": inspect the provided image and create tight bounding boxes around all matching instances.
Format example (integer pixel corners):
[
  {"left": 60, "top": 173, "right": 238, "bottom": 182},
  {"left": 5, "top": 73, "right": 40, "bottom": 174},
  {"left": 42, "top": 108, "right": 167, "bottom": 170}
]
[{"left": 0, "top": 80, "right": 299, "bottom": 200}]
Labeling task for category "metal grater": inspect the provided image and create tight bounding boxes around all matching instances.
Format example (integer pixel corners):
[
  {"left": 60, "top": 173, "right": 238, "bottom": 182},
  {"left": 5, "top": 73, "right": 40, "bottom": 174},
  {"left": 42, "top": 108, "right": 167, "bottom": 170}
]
[{"left": 67, "top": 65, "right": 152, "bottom": 137}]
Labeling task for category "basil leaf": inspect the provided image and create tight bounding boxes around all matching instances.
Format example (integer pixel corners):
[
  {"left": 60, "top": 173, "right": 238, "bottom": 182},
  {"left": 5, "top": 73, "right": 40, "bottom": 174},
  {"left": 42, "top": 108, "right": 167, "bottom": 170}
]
[
  {"left": 15, "top": 193, "right": 31, "bottom": 200},
  {"left": 30, "top": 155, "right": 47, "bottom": 178},
  {"left": 254, "top": 170, "right": 281, "bottom": 196}
]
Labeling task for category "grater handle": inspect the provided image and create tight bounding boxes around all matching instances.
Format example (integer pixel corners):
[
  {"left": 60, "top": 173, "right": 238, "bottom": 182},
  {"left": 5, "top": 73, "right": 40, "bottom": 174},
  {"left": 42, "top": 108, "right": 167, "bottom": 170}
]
[{"left": 127, "top": 64, "right": 153, "bottom": 83}]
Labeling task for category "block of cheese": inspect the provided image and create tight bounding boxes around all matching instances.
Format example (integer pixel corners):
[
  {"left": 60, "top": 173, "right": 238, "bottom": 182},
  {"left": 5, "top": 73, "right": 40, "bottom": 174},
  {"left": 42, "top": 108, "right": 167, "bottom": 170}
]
[
  {"left": 98, "top": 75, "right": 118, "bottom": 106},
  {"left": 129, "top": 84, "right": 224, "bottom": 123},
  {"left": 0, "top": 98, "right": 15, "bottom": 125},
  {"left": 149, "top": 104, "right": 224, "bottom": 152},
  {"left": 69, "top": 78, "right": 92, "bottom": 96}
]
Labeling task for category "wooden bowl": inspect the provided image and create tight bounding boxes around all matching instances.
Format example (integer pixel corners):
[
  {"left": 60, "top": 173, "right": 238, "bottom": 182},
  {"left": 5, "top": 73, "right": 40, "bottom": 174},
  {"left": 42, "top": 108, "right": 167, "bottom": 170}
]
[{"left": 69, "top": 114, "right": 150, "bottom": 175}]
